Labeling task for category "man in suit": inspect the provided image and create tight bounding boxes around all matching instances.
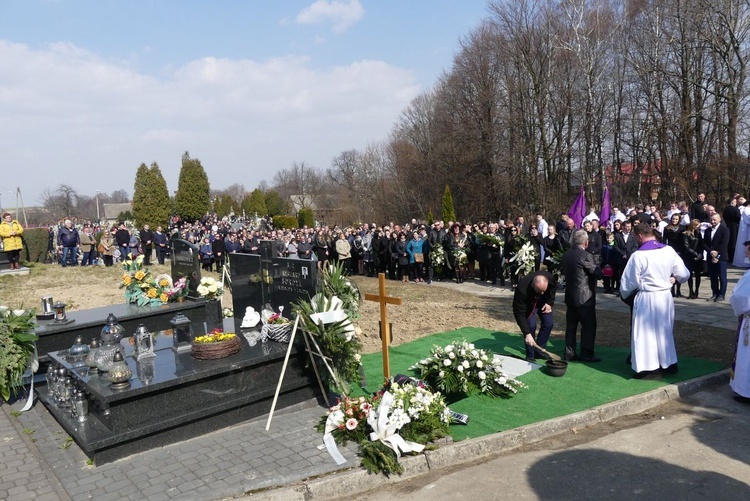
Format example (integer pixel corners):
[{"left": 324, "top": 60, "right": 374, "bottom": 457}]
[
  {"left": 561, "top": 229, "right": 604, "bottom": 362},
  {"left": 512, "top": 270, "right": 557, "bottom": 362},
  {"left": 613, "top": 220, "right": 639, "bottom": 295},
  {"left": 703, "top": 213, "right": 730, "bottom": 301}
]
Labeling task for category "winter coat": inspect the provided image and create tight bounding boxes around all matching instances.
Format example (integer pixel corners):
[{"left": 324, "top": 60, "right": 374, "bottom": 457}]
[
  {"left": 79, "top": 231, "right": 96, "bottom": 253},
  {"left": 335, "top": 238, "right": 351, "bottom": 259},
  {"left": 406, "top": 238, "right": 424, "bottom": 264},
  {"left": 58, "top": 226, "right": 79, "bottom": 248},
  {"left": 0, "top": 220, "right": 24, "bottom": 252}
]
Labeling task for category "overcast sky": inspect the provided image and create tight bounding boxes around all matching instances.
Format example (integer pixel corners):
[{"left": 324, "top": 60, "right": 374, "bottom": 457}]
[{"left": 0, "top": 0, "right": 489, "bottom": 209}]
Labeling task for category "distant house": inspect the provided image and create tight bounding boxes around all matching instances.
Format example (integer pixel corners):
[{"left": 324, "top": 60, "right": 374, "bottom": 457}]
[
  {"left": 102, "top": 202, "right": 133, "bottom": 225},
  {"left": 288, "top": 195, "right": 316, "bottom": 214}
]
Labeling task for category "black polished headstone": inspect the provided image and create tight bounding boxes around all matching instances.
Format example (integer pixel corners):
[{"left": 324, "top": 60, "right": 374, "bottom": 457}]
[
  {"left": 170, "top": 239, "right": 201, "bottom": 297},
  {"left": 259, "top": 239, "right": 274, "bottom": 263},
  {"left": 229, "top": 252, "right": 266, "bottom": 317},
  {"left": 229, "top": 253, "right": 318, "bottom": 319},
  {"left": 270, "top": 257, "right": 317, "bottom": 314}
]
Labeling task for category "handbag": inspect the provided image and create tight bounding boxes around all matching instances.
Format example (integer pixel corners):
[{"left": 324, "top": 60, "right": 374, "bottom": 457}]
[
  {"left": 97, "top": 243, "right": 106, "bottom": 253},
  {"left": 414, "top": 252, "right": 424, "bottom": 263}
]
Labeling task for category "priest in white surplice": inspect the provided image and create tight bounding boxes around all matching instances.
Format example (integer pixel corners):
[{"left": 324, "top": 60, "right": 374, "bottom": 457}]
[
  {"left": 620, "top": 223, "right": 690, "bottom": 378},
  {"left": 732, "top": 198, "right": 750, "bottom": 268},
  {"left": 729, "top": 240, "right": 750, "bottom": 403}
]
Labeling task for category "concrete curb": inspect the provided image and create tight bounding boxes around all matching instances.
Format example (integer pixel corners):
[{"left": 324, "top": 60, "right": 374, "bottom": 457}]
[{"left": 234, "top": 369, "right": 730, "bottom": 500}]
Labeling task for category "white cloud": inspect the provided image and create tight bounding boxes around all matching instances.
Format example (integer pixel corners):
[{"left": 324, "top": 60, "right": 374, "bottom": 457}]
[
  {"left": 0, "top": 40, "right": 418, "bottom": 203},
  {"left": 295, "top": 0, "right": 364, "bottom": 33}
]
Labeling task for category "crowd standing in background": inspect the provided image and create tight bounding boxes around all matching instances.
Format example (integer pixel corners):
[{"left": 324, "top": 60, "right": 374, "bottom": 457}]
[{"left": 33, "top": 193, "right": 750, "bottom": 300}]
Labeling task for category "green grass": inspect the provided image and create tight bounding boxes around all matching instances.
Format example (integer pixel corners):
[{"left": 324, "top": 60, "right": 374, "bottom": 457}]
[{"left": 358, "top": 327, "right": 725, "bottom": 441}]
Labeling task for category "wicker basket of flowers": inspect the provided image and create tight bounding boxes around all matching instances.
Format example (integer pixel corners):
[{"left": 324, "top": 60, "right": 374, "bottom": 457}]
[{"left": 191, "top": 329, "right": 241, "bottom": 360}]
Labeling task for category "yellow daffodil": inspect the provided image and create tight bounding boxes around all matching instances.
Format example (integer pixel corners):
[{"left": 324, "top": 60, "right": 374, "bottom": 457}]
[{"left": 147, "top": 288, "right": 158, "bottom": 298}]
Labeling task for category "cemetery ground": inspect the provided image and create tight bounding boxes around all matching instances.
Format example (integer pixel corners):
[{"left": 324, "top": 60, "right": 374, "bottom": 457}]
[
  {"left": 0, "top": 262, "right": 742, "bottom": 500},
  {"left": 0, "top": 262, "right": 735, "bottom": 364}
]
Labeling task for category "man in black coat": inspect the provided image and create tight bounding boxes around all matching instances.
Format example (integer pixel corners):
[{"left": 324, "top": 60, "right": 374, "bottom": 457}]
[
  {"left": 561, "top": 229, "right": 604, "bottom": 362},
  {"left": 613, "top": 220, "right": 639, "bottom": 293},
  {"left": 703, "top": 213, "right": 731, "bottom": 301},
  {"left": 153, "top": 225, "right": 168, "bottom": 264},
  {"left": 512, "top": 270, "right": 557, "bottom": 362},
  {"left": 140, "top": 224, "right": 154, "bottom": 265},
  {"left": 114, "top": 222, "right": 131, "bottom": 262}
]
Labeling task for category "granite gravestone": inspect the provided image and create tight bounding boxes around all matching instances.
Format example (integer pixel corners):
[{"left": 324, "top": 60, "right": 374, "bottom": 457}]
[
  {"left": 170, "top": 239, "right": 201, "bottom": 298},
  {"left": 271, "top": 258, "right": 317, "bottom": 314},
  {"left": 229, "top": 252, "right": 317, "bottom": 319},
  {"left": 229, "top": 252, "right": 266, "bottom": 317}
]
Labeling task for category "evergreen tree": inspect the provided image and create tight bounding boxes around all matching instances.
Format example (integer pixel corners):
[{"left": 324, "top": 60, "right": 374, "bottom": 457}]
[
  {"left": 174, "top": 152, "right": 210, "bottom": 222},
  {"left": 149, "top": 162, "right": 171, "bottom": 227},
  {"left": 442, "top": 185, "right": 456, "bottom": 222},
  {"left": 242, "top": 188, "right": 267, "bottom": 217},
  {"left": 132, "top": 163, "right": 151, "bottom": 227},
  {"left": 133, "top": 162, "right": 171, "bottom": 228},
  {"left": 264, "top": 190, "right": 286, "bottom": 216},
  {"left": 214, "top": 194, "right": 236, "bottom": 218}
]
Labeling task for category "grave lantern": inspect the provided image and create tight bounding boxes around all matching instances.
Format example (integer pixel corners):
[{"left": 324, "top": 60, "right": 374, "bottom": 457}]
[
  {"left": 101, "top": 313, "right": 125, "bottom": 344},
  {"left": 133, "top": 324, "right": 156, "bottom": 361},
  {"left": 170, "top": 313, "right": 193, "bottom": 353},
  {"left": 52, "top": 302, "right": 70, "bottom": 323},
  {"left": 106, "top": 352, "right": 132, "bottom": 390}
]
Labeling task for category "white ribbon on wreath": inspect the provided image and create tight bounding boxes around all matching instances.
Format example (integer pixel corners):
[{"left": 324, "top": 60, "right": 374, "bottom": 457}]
[
  {"left": 367, "top": 391, "right": 425, "bottom": 458},
  {"left": 309, "top": 294, "right": 356, "bottom": 340}
]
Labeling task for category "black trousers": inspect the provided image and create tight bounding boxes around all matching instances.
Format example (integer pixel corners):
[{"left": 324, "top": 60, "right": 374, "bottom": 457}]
[{"left": 564, "top": 304, "right": 597, "bottom": 358}]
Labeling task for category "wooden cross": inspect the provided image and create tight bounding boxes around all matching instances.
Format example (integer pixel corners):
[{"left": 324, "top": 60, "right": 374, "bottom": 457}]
[{"left": 364, "top": 273, "right": 402, "bottom": 380}]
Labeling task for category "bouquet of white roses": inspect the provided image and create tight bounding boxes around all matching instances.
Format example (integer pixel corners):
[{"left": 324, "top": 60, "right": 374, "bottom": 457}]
[
  {"left": 430, "top": 245, "right": 446, "bottom": 273},
  {"left": 410, "top": 339, "right": 527, "bottom": 398},
  {"left": 197, "top": 277, "right": 224, "bottom": 300}
]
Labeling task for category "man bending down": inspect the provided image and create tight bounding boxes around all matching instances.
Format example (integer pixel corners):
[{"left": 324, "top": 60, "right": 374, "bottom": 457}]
[{"left": 512, "top": 270, "right": 557, "bottom": 362}]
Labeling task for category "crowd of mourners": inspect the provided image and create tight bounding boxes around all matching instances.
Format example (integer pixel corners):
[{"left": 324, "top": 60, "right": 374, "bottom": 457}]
[{"left": 40, "top": 191, "right": 748, "bottom": 302}]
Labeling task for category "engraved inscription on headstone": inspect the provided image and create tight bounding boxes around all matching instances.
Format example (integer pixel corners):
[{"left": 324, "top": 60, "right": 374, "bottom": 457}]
[
  {"left": 170, "top": 239, "right": 201, "bottom": 298},
  {"left": 271, "top": 258, "right": 317, "bottom": 314}
]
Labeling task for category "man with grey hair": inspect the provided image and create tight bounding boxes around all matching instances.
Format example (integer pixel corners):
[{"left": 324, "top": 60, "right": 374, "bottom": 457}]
[
  {"left": 57, "top": 219, "right": 79, "bottom": 267},
  {"left": 561, "top": 229, "right": 604, "bottom": 362}
]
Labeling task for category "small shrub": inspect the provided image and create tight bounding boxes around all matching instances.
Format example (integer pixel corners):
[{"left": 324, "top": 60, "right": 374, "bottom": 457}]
[
  {"left": 272, "top": 215, "right": 297, "bottom": 230},
  {"left": 22, "top": 228, "right": 50, "bottom": 263},
  {"left": 297, "top": 208, "right": 314, "bottom": 229}
]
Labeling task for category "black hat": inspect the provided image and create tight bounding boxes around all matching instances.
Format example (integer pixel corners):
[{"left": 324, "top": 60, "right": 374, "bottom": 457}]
[{"left": 744, "top": 241, "right": 750, "bottom": 246}]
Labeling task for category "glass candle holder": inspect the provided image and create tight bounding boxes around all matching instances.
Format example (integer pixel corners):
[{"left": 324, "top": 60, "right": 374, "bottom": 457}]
[{"left": 106, "top": 352, "right": 132, "bottom": 390}]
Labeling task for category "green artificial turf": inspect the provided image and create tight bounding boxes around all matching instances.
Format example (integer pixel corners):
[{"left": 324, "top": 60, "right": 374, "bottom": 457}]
[{"left": 358, "top": 327, "right": 726, "bottom": 441}]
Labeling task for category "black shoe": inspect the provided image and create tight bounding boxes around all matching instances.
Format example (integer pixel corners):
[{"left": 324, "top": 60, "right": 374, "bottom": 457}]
[
  {"left": 662, "top": 363, "right": 678, "bottom": 374},
  {"left": 708, "top": 295, "right": 717, "bottom": 301},
  {"left": 524, "top": 356, "right": 537, "bottom": 363},
  {"left": 715, "top": 295, "right": 725, "bottom": 302},
  {"left": 633, "top": 370, "right": 662, "bottom": 380},
  {"left": 564, "top": 351, "right": 578, "bottom": 362},
  {"left": 578, "top": 356, "right": 602, "bottom": 363}
]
